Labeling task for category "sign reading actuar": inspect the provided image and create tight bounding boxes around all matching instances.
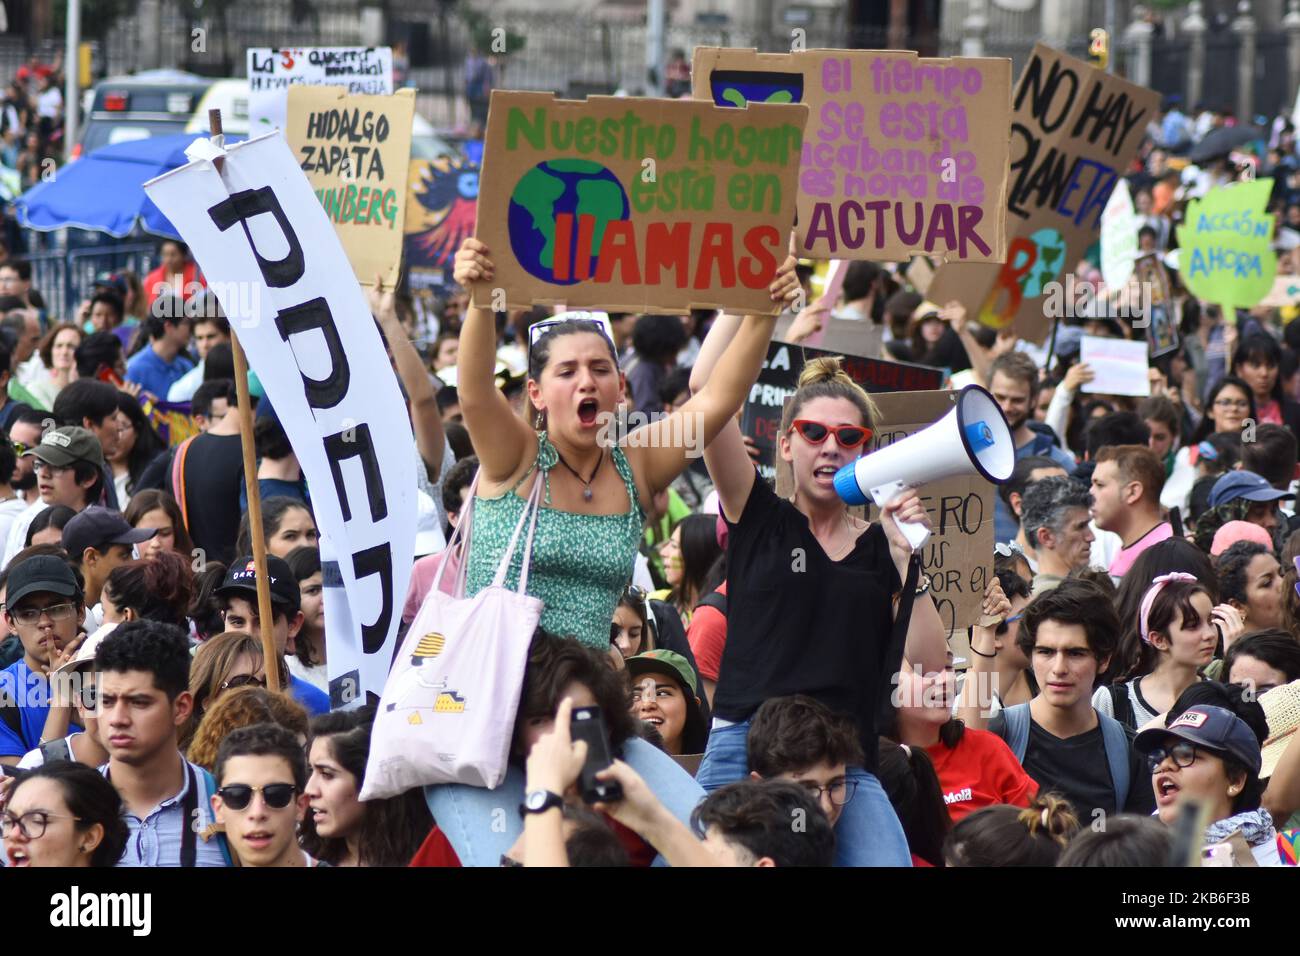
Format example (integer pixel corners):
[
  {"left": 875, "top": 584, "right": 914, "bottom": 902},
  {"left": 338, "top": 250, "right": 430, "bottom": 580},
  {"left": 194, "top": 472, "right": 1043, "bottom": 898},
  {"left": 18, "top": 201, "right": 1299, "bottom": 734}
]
[
  {"left": 287, "top": 85, "right": 415, "bottom": 287},
  {"left": 472, "top": 90, "right": 809, "bottom": 314},
  {"left": 692, "top": 47, "right": 1011, "bottom": 264},
  {"left": 772, "top": 388, "right": 991, "bottom": 631},
  {"left": 927, "top": 43, "right": 1160, "bottom": 344}
]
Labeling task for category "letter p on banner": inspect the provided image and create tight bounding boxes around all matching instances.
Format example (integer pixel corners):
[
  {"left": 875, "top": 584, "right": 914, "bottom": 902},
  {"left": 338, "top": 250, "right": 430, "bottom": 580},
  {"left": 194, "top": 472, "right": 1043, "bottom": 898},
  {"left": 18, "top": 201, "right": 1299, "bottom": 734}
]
[{"left": 143, "top": 131, "right": 417, "bottom": 708}]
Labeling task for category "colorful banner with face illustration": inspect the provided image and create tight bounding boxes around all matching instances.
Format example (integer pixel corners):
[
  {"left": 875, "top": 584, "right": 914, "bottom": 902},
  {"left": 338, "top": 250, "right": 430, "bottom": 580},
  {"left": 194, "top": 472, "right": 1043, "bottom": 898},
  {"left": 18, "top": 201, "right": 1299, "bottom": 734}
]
[
  {"left": 692, "top": 47, "right": 1012, "bottom": 264},
  {"left": 927, "top": 44, "right": 1159, "bottom": 344},
  {"left": 472, "top": 90, "right": 809, "bottom": 315},
  {"left": 406, "top": 156, "right": 480, "bottom": 283}
]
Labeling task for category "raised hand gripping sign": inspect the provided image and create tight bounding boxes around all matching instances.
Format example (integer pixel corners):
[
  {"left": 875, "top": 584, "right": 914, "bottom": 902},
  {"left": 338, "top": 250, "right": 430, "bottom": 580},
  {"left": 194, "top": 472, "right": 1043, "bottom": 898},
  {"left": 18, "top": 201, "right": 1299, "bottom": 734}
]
[{"left": 144, "top": 131, "right": 416, "bottom": 709}]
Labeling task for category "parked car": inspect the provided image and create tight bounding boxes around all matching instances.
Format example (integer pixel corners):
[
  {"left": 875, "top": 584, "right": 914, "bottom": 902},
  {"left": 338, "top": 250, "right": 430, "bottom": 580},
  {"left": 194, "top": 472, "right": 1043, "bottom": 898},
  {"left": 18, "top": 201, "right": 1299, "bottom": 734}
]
[{"left": 73, "top": 69, "right": 213, "bottom": 159}]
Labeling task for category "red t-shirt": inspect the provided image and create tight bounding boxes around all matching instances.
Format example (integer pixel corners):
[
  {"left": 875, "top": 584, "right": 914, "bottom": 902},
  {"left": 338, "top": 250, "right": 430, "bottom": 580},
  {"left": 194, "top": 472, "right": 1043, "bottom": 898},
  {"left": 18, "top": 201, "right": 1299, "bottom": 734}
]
[
  {"left": 687, "top": 582, "right": 727, "bottom": 681},
  {"left": 925, "top": 727, "right": 1038, "bottom": 824}
]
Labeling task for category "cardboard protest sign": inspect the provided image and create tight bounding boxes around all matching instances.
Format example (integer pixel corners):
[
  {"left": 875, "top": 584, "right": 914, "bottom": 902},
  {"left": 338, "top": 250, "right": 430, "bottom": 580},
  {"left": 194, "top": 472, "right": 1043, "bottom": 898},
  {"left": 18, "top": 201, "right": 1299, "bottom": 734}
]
[
  {"left": 1100, "top": 178, "right": 1138, "bottom": 290},
  {"left": 1176, "top": 179, "right": 1278, "bottom": 319},
  {"left": 144, "top": 131, "right": 417, "bottom": 710},
  {"left": 927, "top": 44, "right": 1160, "bottom": 344},
  {"left": 1080, "top": 334, "right": 1151, "bottom": 396},
  {"left": 1259, "top": 274, "right": 1300, "bottom": 308},
  {"left": 773, "top": 314, "right": 885, "bottom": 359},
  {"left": 775, "top": 388, "right": 991, "bottom": 631},
  {"left": 692, "top": 48, "right": 1011, "bottom": 263},
  {"left": 248, "top": 46, "right": 393, "bottom": 133},
  {"left": 406, "top": 156, "right": 480, "bottom": 285},
  {"left": 747, "top": 339, "right": 943, "bottom": 483},
  {"left": 286, "top": 86, "right": 415, "bottom": 287},
  {"left": 472, "top": 90, "right": 808, "bottom": 315}
]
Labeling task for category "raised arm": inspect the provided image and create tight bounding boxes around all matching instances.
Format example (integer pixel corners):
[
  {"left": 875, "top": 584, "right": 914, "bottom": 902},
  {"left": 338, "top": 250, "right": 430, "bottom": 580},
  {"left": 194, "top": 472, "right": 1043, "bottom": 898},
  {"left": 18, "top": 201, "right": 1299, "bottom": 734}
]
[
  {"left": 369, "top": 277, "right": 447, "bottom": 482},
  {"left": 626, "top": 258, "right": 800, "bottom": 502},
  {"left": 687, "top": 312, "right": 757, "bottom": 522},
  {"left": 451, "top": 239, "right": 537, "bottom": 484}
]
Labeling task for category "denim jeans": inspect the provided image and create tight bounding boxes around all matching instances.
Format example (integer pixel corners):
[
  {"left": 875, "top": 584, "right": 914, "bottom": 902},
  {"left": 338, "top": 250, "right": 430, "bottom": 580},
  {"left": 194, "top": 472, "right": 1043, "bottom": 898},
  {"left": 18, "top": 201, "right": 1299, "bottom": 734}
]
[
  {"left": 425, "top": 736, "right": 706, "bottom": 867},
  {"left": 696, "top": 718, "right": 912, "bottom": 867}
]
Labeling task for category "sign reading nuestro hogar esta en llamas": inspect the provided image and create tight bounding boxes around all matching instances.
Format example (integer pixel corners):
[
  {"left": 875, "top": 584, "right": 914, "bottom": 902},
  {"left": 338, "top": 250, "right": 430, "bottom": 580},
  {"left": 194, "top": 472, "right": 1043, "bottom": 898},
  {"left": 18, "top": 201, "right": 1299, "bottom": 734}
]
[{"left": 472, "top": 90, "right": 809, "bottom": 315}]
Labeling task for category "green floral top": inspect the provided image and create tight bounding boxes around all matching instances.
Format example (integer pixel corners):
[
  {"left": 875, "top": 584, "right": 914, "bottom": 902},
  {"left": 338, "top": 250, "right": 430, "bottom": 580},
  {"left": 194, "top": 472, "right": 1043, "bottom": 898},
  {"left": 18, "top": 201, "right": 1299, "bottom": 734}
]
[{"left": 465, "top": 433, "right": 645, "bottom": 649}]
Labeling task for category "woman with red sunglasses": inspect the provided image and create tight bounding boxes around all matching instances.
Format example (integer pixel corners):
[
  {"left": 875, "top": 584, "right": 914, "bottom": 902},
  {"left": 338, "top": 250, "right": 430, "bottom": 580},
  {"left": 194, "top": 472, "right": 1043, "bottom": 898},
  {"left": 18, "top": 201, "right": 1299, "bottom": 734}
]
[{"left": 688, "top": 317, "right": 947, "bottom": 867}]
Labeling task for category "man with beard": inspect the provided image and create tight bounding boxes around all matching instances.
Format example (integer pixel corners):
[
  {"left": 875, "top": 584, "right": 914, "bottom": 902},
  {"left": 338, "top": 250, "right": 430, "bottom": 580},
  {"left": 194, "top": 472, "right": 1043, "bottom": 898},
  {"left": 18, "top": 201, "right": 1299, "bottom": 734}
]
[
  {"left": 7, "top": 405, "right": 48, "bottom": 505},
  {"left": 989, "top": 352, "right": 1076, "bottom": 543},
  {"left": 0, "top": 439, "right": 26, "bottom": 547}
]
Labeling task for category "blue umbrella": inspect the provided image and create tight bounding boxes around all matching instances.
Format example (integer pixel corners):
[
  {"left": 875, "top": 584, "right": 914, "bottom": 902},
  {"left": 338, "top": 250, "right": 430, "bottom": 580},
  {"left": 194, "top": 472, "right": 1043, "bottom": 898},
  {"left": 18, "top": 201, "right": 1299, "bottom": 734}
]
[{"left": 15, "top": 132, "right": 245, "bottom": 239}]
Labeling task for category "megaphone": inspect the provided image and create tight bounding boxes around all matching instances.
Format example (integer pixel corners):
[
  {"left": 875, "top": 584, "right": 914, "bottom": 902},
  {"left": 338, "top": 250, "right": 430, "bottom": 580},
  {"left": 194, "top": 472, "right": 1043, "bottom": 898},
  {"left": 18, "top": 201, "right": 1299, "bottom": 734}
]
[{"left": 833, "top": 384, "right": 1015, "bottom": 550}]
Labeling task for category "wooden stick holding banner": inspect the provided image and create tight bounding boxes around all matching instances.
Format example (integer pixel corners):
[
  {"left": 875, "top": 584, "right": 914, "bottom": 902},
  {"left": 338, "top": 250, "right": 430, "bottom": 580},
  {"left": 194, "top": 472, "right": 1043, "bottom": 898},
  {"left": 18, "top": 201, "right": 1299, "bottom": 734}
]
[{"left": 209, "top": 108, "right": 281, "bottom": 693}]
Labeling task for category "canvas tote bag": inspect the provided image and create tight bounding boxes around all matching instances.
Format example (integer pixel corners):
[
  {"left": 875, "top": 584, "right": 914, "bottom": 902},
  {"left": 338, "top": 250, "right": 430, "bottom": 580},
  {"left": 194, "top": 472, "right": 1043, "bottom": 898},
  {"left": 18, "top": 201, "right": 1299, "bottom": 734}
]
[{"left": 362, "top": 471, "right": 544, "bottom": 797}]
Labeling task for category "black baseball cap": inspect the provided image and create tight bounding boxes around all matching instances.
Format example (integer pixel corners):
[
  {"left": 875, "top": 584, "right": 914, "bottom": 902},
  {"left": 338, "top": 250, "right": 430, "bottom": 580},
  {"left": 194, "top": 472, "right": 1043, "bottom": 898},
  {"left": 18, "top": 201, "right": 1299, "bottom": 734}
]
[
  {"left": 5, "top": 553, "right": 82, "bottom": 607},
  {"left": 62, "top": 506, "right": 156, "bottom": 557},
  {"left": 217, "top": 554, "right": 300, "bottom": 614},
  {"left": 1134, "top": 705, "right": 1262, "bottom": 776}
]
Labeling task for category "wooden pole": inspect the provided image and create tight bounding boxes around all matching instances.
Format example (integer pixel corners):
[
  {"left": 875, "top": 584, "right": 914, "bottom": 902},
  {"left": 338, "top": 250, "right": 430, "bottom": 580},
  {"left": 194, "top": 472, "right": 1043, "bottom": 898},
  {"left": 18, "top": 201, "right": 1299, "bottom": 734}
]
[{"left": 209, "top": 108, "right": 281, "bottom": 693}]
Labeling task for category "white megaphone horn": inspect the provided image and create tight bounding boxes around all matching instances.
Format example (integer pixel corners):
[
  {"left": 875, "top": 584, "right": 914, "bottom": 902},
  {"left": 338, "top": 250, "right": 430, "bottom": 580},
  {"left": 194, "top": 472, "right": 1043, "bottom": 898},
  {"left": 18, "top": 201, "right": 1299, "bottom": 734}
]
[{"left": 833, "top": 385, "right": 1015, "bottom": 550}]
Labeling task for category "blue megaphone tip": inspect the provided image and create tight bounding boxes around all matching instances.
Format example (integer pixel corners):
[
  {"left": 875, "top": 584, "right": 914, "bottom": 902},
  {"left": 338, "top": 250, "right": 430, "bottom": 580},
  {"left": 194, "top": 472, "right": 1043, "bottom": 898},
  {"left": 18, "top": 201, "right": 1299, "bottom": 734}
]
[
  {"left": 833, "top": 460, "right": 869, "bottom": 506},
  {"left": 964, "top": 420, "right": 994, "bottom": 453}
]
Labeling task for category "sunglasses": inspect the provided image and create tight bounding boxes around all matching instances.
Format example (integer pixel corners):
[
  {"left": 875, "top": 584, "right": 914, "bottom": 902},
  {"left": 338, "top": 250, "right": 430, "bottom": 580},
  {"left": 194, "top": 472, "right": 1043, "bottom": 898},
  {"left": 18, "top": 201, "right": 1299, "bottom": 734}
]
[
  {"left": 623, "top": 584, "right": 648, "bottom": 605},
  {"left": 217, "top": 783, "right": 299, "bottom": 811},
  {"left": 527, "top": 317, "right": 614, "bottom": 378},
  {"left": 789, "top": 419, "right": 872, "bottom": 449},
  {"left": 220, "top": 674, "right": 267, "bottom": 692}
]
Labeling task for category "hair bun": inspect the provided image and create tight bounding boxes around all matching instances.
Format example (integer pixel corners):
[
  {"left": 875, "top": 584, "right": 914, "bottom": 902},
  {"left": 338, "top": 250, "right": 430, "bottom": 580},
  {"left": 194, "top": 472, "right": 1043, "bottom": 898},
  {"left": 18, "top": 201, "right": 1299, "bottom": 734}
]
[{"left": 797, "top": 356, "right": 853, "bottom": 389}]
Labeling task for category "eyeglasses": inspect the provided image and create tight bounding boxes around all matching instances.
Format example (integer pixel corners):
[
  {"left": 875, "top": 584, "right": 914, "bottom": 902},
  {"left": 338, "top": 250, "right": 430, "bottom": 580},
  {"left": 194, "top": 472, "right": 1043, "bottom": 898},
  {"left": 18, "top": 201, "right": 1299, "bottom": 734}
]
[
  {"left": 9, "top": 602, "right": 78, "bottom": 626},
  {"left": 995, "top": 612, "right": 1024, "bottom": 637},
  {"left": 789, "top": 420, "right": 872, "bottom": 449},
  {"left": 216, "top": 783, "right": 299, "bottom": 811},
  {"left": 1213, "top": 398, "right": 1251, "bottom": 410},
  {"left": 220, "top": 673, "right": 267, "bottom": 692},
  {"left": 32, "top": 460, "right": 69, "bottom": 477},
  {"left": 799, "top": 779, "right": 858, "bottom": 807},
  {"left": 0, "top": 810, "right": 82, "bottom": 840},
  {"left": 1146, "top": 740, "right": 1201, "bottom": 774}
]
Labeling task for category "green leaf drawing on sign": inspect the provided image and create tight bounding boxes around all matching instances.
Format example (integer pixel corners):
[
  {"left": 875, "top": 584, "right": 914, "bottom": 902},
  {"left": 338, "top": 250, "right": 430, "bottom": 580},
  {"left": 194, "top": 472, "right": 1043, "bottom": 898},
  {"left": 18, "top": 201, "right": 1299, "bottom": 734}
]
[{"left": 1175, "top": 179, "right": 1278, "bottom": 309}]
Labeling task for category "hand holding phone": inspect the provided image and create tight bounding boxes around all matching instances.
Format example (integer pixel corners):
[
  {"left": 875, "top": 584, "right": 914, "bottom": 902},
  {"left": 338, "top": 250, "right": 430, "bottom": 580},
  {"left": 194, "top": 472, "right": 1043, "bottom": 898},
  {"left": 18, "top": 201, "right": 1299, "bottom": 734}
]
[{"left": 570, "top": 705, "right": 623, "bottom": 804}]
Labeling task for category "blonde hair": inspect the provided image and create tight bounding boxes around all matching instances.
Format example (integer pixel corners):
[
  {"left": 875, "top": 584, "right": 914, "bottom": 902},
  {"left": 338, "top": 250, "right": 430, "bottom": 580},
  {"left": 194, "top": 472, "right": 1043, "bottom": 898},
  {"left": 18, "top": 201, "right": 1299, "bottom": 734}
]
[
  {"left": 779, "top": 356, "right": 880, "bottom": 435},
  {"left": 1017, "top": 793, "right": 1079, "bottom": 845},
  {"left": 181, "top": 632, "right": 287, "bottom": 749}
]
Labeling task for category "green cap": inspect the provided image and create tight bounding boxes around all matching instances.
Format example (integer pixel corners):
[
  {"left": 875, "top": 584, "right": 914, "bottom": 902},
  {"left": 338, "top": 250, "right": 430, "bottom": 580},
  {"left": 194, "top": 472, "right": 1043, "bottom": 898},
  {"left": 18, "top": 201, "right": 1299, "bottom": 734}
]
[
  {"left": 26, "top": 426, "right": 105, "bottom": 468},
  {"left": 626, "top": 649, "right": 698, "bottom": 697}
]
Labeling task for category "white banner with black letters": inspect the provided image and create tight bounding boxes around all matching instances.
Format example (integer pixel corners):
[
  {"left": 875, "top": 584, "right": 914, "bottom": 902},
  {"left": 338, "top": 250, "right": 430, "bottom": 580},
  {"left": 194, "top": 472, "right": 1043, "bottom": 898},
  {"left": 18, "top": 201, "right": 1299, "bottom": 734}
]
[{"left": 144, "top": 131, "right": 416, "bottom": 708}]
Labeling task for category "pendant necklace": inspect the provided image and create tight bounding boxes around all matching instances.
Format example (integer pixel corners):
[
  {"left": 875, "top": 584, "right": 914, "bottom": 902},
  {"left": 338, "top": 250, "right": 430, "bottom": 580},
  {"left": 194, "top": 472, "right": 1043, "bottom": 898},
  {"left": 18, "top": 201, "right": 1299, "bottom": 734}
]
[{"left": 555, "top": 448, "right": 604, "bottom": 501}]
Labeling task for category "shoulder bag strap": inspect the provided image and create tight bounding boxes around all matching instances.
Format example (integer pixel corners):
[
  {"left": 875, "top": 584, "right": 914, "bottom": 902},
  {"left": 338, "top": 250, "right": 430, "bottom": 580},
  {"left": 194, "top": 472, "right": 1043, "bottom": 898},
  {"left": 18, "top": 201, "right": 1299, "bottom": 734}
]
[
  {"left": 171, "top": 437, "right": 196, "bottom": 532},
  {"left": 492, "top": 469, "right": 545, "bottom": 592},
  {"left": 431, "top": 469, "right": 479, "bottom": 598},
  {"left": 1005, "top": 703, "right": 1031, "bottom": 763},
  {"left": 1099, "top": 713, "right": 1133, "bottom": 813}
]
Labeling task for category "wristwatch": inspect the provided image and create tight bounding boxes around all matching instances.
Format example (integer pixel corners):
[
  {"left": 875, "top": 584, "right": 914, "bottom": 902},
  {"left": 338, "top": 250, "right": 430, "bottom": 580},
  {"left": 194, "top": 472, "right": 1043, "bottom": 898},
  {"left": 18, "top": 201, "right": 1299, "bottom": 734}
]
[{"left": 519, "top": 789, "right": 564, "bottom": 817}]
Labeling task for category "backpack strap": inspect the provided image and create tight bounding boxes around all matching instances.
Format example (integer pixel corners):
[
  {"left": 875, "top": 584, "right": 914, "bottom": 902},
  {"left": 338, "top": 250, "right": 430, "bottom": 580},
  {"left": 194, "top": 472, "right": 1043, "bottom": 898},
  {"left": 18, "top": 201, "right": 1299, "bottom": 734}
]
[
  {"left": 696, "top": 590, "right": 727, "bottom": 616},
  {"left": 181, "top": 762, "right": 199, "bottom": 867},
  {"left": 170, "top": 437, "right": 196, "bottom": 532},
  {"left": 1004, "top": 702, "right": 1032, "bottom": 763},
  {"left": 1098, "top": 712, "right": 1133, "bottom": 814},
  {"left": 1107, "top": 682, "right": 1136, "bottom": 730}
]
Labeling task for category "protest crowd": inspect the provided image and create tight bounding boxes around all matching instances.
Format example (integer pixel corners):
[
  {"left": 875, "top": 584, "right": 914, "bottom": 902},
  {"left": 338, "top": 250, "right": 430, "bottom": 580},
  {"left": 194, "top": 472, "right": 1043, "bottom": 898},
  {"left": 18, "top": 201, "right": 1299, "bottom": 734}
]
[{"left": 3, "top": 40, "right": 1300, "bottom": 879}]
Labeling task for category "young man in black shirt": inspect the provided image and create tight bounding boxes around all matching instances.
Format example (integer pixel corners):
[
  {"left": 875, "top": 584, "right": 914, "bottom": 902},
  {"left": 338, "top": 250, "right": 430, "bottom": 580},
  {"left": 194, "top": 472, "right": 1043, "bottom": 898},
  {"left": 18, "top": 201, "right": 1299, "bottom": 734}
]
[{"left": 988, "top": 579, "right": 1154, "bottom": 823}]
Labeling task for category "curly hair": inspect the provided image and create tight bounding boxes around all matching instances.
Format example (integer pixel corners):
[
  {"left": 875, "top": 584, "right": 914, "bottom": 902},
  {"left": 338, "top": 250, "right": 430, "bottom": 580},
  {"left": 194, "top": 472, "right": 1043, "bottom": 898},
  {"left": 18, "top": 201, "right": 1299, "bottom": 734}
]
[
  {"left": 1215, "top": 540, "right": 1274, "bottom": 608},
  {"left": 94, "top": 620, "right": 191, "bottom": 700},
  {"left": 185, "top": 685, "right": 308, "bottom": 772}
]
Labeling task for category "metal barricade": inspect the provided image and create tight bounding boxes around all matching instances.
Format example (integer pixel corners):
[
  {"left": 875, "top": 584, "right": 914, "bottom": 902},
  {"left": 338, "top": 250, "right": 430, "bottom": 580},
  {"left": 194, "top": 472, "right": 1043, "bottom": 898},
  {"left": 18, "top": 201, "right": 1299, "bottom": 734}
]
[{"left": 64, "top": 243, "right": 158, "bottom": 324}]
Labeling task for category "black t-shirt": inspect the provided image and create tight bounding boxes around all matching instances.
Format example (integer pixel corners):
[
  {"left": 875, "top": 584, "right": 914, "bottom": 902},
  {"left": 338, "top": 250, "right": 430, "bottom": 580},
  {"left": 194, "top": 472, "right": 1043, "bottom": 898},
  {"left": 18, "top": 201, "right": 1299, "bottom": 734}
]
[
  {"left": 180, "top": 432, "right": 244, "bottom": 566},
  {"left": 714, "top": 475, "right": 901, "bottom": 773},
  {"left": 988, "top": 712, "right": 1155, "bottom": 820}
]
